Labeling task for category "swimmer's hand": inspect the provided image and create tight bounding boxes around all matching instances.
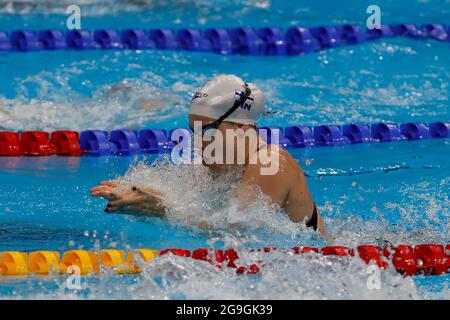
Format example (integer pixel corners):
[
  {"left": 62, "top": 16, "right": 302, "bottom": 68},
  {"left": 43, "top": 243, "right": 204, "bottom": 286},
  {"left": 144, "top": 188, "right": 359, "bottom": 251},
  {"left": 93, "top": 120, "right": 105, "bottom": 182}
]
[
  {"left": 90, "top": 180, "right": 120, "bottom": 201},
  {"left": 90, "top": 181, "right": 165, "bottom": 216}
]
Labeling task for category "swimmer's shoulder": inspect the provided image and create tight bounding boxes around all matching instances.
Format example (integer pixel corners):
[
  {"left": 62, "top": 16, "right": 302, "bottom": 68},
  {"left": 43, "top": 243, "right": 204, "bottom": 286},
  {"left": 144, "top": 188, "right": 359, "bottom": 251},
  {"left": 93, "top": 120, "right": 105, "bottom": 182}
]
[
  {"left": 249, "top": 143, "right": 300, "bottom": 180},
  {"left": 261, "top": 143, "right": 303, "bottom": 171},
  {"left": 262, "top": 144, "right": 308, "bottom": 192}
]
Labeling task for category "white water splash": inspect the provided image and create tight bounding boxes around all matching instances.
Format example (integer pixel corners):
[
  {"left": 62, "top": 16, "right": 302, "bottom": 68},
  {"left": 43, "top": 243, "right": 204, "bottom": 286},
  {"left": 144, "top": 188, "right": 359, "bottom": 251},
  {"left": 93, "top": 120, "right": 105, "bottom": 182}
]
[
  {"left": 1, "top": 249, "right": 424, "bottom": 300},
  {"left": 125, "top": 250, "right": 421, "bottom": 300},
  {"left": 0, "top": 72, "right": 186, "bottom": 131},
  {"left": 115, "top": 158, "right": 307, "bottom": 238},
  {"left": 0, "top": 0, "right": 272, "bottom": 15}
]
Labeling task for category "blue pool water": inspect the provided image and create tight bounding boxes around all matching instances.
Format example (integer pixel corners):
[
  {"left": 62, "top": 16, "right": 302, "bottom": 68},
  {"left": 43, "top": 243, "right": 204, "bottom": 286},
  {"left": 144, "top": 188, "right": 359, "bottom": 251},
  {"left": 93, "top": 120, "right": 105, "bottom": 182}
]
[{"left": 0, "top": 0, "right": 449, "bottom": 299}]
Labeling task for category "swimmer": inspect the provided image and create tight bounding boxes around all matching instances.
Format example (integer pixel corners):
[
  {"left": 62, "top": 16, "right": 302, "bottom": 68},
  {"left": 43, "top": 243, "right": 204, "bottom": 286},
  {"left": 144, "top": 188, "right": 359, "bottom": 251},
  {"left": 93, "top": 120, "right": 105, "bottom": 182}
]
[
  {"left": 91, "top": 74, "right": 328, "bottom": 237},
  {"left": 106, "top": 81, "right": 167, "bottom": 111}
]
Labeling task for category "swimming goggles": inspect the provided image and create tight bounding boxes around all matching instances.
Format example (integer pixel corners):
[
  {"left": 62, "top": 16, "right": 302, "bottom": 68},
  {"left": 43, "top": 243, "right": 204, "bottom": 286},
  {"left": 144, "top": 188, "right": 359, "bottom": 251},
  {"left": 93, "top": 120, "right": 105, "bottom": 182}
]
[{"left": 190, "top": 83, "right": 252, "bottom": 134}]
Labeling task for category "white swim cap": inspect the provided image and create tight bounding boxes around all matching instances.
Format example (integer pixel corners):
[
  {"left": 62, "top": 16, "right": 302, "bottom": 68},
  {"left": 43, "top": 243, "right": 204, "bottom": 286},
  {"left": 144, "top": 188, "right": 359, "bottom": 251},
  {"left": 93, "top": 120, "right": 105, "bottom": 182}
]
[{"left": 189, "top": 74, "right": 265, "bottom": 125}]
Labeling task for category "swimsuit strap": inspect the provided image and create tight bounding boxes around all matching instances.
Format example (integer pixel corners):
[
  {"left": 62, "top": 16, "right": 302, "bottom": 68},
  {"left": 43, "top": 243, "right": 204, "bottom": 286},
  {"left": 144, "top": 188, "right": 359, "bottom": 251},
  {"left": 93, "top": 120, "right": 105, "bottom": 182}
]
[{"left": 305, "top": 203, "right": 318, "bottom": 231}]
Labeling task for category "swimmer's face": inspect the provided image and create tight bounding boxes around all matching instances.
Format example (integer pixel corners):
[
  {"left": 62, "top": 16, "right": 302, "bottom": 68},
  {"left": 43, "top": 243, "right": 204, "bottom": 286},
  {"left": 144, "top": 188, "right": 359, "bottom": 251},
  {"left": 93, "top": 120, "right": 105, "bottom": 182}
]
[{"left": 189, "top": 114, "right": 250, "bottom": 170}]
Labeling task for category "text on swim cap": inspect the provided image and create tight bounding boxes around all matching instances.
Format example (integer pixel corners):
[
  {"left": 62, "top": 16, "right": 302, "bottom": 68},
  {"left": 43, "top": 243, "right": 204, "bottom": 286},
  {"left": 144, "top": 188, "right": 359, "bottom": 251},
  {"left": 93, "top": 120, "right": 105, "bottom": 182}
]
[
  {"left": 192, "top": 92, "right": 208, "bottom": 101},
  {"left": 242, "top": 102, "right": 252, "bottom": 111},
  {"left": 235, "top": 90, "right": 254, "bottom": 111}
]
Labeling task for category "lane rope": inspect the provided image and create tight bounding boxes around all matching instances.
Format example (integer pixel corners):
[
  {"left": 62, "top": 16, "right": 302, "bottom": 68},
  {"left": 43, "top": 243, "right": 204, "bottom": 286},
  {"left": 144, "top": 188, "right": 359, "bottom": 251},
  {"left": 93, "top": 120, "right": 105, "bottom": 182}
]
[
  {"left": 1, "top": 244, "right": 448, "bottom": 276},
  {"left": 0, "top": 121, "right": 448, "bottom": 156},
  {"left": 0, "top": 24, "right": 449, "bottom": 55}
]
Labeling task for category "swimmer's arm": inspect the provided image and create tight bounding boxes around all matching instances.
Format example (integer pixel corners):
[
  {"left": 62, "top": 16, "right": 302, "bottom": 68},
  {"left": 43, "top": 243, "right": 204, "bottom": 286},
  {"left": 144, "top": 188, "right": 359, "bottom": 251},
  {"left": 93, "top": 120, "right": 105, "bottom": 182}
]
[{"left": 238, "top": 158, "right": 330, "bottom": 239}]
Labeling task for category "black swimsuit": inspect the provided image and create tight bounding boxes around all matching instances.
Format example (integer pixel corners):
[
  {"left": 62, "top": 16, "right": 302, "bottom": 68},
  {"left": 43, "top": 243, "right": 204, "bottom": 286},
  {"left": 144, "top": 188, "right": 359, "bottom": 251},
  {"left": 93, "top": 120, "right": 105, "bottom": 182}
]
[{"left": 305, "top": 203, "right": 318, "bottom": 231}]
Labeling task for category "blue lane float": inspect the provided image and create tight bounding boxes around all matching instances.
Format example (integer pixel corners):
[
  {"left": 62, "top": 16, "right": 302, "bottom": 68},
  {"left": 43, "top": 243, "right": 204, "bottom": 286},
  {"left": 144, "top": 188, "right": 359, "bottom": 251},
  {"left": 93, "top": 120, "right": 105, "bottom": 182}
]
[
  {"left": 429, "top": 122, "right": 450, "bottom": 138},
  {"left": 309, "top": 26, "right": 341, "bottom": 49},
  {"left": 0, "top": 31, "right": 11, "bottom": 51},
  {"left": 149, "top": 28, "right": 178, "bottom": 50},
  {"left": 0, "top": 121, "right": 448, "bottom": 157},
  {"left": 258, "top": 126, "right": 293, "bottom": 146},
  {"left": 370, "top": 123, "right": 404, "bottom": 142},
  {"left": 79, "top": 130, "right": 111, "bottom": 156},
  {"left": 284, "top": 126, "right": 315, "bottom": 147},
  {"left": 285, "top": 27, "right": 321, "bottom": 55},
  {"left": 66, "top": 30, "right": 96, "bottom": 50},
  {"left": 10, "top": 30, "right": 42, "bottom": 51},
  {"left": 1, "top": 23, "right": 448, "bottom": 55},
  {"left": 203, "top": 28, "right": 233, "bottom": 54},
  {"left": 400, "top": 123, "right": 431, "bottom": 140},
  {"left": 80, "top": 129, "right": 173, "bottom": 156},
  {"left": 109, "top": 130, "right": 140, "bottom": 155},
  {"left": 94, "top": 30, "right": 122, "bottom": 49},
  {"left": 73, "top": 121, "right": 448, "bottom": 156},
  {"left": 342, "top": 124, "right": 372, "bottom": 144},
  {"left": 121, "top": 29, "right": 155, "bottom": 49},
  {"left": 313, "top": 125, "right": 344, "bottom": 146},
  {"left": 39, "top": 30, "right": 67, "bottom": 50},
  {"left": 337, "top": 25, "right": 366, "bottom": 44},
  {"left": 420, "top": 24, "right": 448, "bottom": 40},
  {"left": 138, "top": 129, "right": 174, "bottom": 154}
]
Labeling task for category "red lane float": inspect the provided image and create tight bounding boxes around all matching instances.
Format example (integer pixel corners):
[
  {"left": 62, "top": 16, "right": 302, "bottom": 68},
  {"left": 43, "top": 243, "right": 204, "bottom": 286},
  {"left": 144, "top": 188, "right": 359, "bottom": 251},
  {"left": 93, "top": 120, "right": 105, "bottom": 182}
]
[
  {"left": 196, "top": 244, "right": 448, "bottom": 276},
  {"left": 160, "top": 248, "right": 191, "bottom": 257},
  {"left": 162, "top": 248, "right": 241, "bottom": 269},
  {"left": 357, "top": 245, "right": 388, "bottom": 269},
  {"left": 161, "top": 244, "right": 448, "bottom": 276},
  {"left": 0, "top": 130, "right": 81, "bottom": 156},
  {"left": 20, "top": 131, "right": 56, "bottom": 156},
  {"left": 0, "top": 132, "right": 21, "bottom": 156},
  {"left": 383, "top": 245, "right": 417, "bottom": 276},
  {"left": 413, "top": 244, "right": 448, "bottom": 275},
  {"left": 321, "top": 246, "right": 354, "bottom": 256},
  {"left": 50, "top": 131, "right": 82, "bottom": 156},
  {"left": 293, "top": 246, "right": 319, "bottom": 254}
]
